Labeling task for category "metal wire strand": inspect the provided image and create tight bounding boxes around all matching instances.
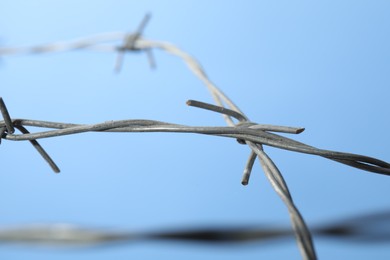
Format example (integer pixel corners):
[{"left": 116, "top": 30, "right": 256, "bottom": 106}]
[
  {"left": 1, "top": 18, "right": 389, "bottom": 259},
  {"left": 1, "top": 113, "right": 388, "bottom": 176},
  {"left": 1, "top": 99, "right": 389, "bottom": 260}
]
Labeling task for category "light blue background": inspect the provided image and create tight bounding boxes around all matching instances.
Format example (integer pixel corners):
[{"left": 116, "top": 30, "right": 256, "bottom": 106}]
[{"left": 1, "top": 1, "right": 389, "bottom": 259}]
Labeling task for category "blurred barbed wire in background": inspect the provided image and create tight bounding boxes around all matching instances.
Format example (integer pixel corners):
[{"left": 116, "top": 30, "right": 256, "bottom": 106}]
[
  {"left": 1, "top": 209, "right": 389, "bottom": 247},
  {"left": 1, "top": 14, "right": 389, "bottom": 260}
]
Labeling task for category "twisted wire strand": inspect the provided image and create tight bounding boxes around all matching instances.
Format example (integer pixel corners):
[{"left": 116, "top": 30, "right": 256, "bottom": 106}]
[
  {"left": 1, "top": 99, "right": 389, "bottom": 260},
  {"left": 1, "top": 16, "right": 389, "bottom": 259},
  {"left": 1, "top": 114, "right": 388, "bottom": 175},
  {"left": 1, "top": 209, "right": 389, "bottom": 246}
]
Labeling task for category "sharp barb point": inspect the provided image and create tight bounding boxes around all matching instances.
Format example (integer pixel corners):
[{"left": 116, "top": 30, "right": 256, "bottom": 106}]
[{"left": 0, "top": 97, "right": 15, "bottom": 134}]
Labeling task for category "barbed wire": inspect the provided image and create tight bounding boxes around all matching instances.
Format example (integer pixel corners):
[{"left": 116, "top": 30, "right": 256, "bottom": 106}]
[
  {"left": 1, "top": 14, "right": 389, "bottom": 260},
  {"left": 1, "top": 209, "right": 389, "bottom": 247}
]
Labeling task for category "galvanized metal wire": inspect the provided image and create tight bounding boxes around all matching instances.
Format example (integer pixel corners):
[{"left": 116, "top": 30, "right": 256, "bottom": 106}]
[{"left": 1, "top": 14, "right": 389, "bottom": 260}]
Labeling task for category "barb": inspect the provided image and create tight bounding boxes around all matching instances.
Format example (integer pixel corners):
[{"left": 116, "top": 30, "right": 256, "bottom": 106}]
[
  {"left": 0, "top": 97, "right": 15, "bottom": 134},
  {"left": 14, "top": 125, "right": 60, "bottom": 173},
  {"left": 0, "top": 98, "right": 60, "bottom": 172},
  {"left": 241, "top": 151, "right": 257, "bottom": 185},
  {"left": 115, "top": 13, "right": 154, "bottom": 72},
  {"left": 1, "top": 18, "right": 389, "bottom": 260}
]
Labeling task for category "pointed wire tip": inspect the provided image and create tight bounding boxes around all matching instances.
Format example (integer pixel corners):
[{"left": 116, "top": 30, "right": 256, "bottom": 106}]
[
  {"left": 15, "top": 125, "right": 61, "bottom": 174},
  {"left": 114, "top": 62, "right": 122, "bottom": 73},
  {"left": 186, "top": 100, "right": 202, "bottom": 108},
  {"left": 50, "top": 164, "right": 61, "bottom": 174},
  {"left": 0, "top": 97, "right": 15, "bottom": 134},
  {"left": 241, "top": 180, "right": 249, "bottom": 186},
  {"left": 146, "top": 49, "right": 156, "bottom": 69},
  {"left": 137, "top": 13, "right": 152, "bottom": 33},
  {"left": 241, "top": 167, "right": 251, "bottom": 185},
  {"left": 241, "top": 152, "right": 257, "bottom": 186}
]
